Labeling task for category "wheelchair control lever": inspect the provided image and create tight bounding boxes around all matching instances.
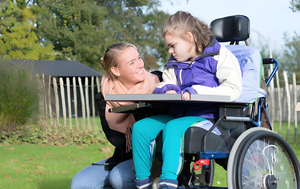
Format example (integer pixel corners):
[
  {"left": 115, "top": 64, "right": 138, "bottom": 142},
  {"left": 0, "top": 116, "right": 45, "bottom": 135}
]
[{"left": 193, "top": 159, "right": 210, "bottom": 171}]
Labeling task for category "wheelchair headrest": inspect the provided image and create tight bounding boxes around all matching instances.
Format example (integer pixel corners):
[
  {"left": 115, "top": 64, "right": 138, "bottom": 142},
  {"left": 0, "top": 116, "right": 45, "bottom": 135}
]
[{"left": 210, "top": 15, "right": 250, "bottom": 42}]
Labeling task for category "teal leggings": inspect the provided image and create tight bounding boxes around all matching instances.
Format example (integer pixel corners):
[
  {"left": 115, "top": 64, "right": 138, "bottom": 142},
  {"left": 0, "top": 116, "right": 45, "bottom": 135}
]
[{"left": 132, "top": 115, "right": 206, "bottom": 180}]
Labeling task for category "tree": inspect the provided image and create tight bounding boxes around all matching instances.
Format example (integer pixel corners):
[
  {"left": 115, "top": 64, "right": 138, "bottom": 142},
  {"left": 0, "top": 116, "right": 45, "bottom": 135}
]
[
  {"left": 281, "top": 32, "right": 300, "bottom": 80},
  {"left": 276, "top": 1, "right": 300, "bottom": 80},
  {"left": 0, "top": 0, "right": 54, "bottom": 60},
  {"left": 290, "top": 0, "right": 300, "bottom": 12},
  {"left": 36, "top": 0, "right": 170, "bottom": 72}
]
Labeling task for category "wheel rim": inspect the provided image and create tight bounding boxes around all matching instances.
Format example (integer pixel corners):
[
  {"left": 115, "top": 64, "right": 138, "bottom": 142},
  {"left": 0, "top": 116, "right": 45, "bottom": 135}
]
[
  {"left": 227, "top": 127, "right": 269, "bottom": 189},
  {"left": 238, "top": 134, "right": 298, "bottom": 189}
]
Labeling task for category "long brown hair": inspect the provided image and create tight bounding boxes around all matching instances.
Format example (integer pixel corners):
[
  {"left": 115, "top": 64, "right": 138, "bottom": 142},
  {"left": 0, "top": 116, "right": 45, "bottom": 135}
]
[{"left": 162, "top": 11, "right": 213, "bottom": 55}]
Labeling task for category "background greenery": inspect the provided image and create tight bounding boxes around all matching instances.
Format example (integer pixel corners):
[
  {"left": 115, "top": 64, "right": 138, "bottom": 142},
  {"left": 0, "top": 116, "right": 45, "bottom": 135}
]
[
  {"left": 0, "top": 59, "right": 40, "bottom": 132},
  {"left": 1, "top": 0, "right": 300, "bottom": 76},
  {"left": 0, "top": 0, "right": 171, "bottom": 72}
]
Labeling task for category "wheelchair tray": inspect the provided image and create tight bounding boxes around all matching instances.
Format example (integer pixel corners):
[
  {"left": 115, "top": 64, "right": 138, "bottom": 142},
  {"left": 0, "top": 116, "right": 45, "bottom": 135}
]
[
  {"left": 105, "top": 94, "right": 250, "bottom": 114},
  {"left": 105, "top": 94, "right": 231, "bottom": 102}
]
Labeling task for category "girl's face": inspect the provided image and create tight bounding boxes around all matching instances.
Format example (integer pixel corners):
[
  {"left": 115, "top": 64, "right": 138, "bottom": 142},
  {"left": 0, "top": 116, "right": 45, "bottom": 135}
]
[
  {"left": 111, "top": 46, "right": 145, "bottom": 89},
  {"left": 164, "top": 31, "right": 197, "bottom": 62}
]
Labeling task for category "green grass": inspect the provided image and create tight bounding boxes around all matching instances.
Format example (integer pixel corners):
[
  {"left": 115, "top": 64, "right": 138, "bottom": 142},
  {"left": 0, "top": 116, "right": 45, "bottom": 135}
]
[
  {"left": 0, "top": 144, "right": 113, "bottom": 189},
  {"left": 0, "top": 121, "right": 299, "bottom": 189}
]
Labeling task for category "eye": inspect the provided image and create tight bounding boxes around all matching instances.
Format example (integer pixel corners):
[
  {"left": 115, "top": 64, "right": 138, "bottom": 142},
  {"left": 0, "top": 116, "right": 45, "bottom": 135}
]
[
  {"left": 130, "top": 61, "right": 135, "bottom": 65},
  {"left": 138, "top": 56, "right": 142, "bottom": 59}
]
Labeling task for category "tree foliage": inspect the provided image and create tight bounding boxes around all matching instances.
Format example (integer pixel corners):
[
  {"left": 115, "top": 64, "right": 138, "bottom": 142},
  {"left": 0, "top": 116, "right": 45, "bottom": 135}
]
[
  {"left": 281, "top": 32, "right": 300, "bottom": 80},
  {"left": 0, "top": 0, "right": 170, "bottom": 71},
  {"left": 0, "top": 0, "right": 55, "bottom": 60},
  {"left": 290, "top": 0, "right": 300, "bottom": 12},
  {"left": 275, "top": 1, "right": 300, "bottom": 81},
  {"left": 35, "top": 0, "right": 170, "bottom": 72}
]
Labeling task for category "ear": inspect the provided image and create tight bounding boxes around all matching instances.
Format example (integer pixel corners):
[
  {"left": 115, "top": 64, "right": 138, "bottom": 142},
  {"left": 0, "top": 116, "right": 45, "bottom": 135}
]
[
  {"left": 185, "top": 32, "right": 194, "bottom": 42},
  {"left": 110, "top": 66, "right": 120, "bottom": 77}
]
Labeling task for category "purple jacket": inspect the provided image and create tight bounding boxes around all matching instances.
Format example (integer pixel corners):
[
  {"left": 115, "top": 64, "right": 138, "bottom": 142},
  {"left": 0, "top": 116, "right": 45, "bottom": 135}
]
[{"left": 154, "top": 38, "right": 221, "bottom": 120}]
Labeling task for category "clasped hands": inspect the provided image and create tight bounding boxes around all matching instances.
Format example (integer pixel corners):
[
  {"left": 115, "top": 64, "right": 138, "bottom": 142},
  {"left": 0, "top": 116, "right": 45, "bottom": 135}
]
[{"left": 166, "top": 90, "right": 191, "bottom": 100}]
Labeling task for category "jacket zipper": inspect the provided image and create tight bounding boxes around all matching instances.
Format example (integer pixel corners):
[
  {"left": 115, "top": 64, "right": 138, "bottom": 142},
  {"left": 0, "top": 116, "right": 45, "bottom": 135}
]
[
  {"left": 179, "top": 60, "right": 195, "bottom": 85},
  {"left": 179, "top": 69, "right": 183, "bottom": 85}
]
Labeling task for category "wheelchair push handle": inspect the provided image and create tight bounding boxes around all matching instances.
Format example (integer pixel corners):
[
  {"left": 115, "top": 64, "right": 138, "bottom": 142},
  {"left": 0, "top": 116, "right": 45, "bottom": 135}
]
[
  {"left": 262, "top": 58, "right": 276, "bottom": 65},
  {"left": 262, "top": 58, "right": 279, "bottom": 87}
]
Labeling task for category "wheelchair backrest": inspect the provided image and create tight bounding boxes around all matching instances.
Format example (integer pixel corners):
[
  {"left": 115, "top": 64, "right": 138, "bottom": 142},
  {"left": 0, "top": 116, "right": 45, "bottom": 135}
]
[
  {"left": 210, "top": 15, "right": 250, "bottom": 44},
  {"left": 210, "top": 15, "right": 266, "bottom": 103},
  {"left": 228, "top": 45, "right": 266, "bottom": 103}
]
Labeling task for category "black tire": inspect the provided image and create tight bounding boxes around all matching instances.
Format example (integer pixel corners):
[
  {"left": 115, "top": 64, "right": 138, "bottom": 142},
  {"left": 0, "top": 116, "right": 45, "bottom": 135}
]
[{"left": 227, "top": 128, "right": 300, "bottom": 189}]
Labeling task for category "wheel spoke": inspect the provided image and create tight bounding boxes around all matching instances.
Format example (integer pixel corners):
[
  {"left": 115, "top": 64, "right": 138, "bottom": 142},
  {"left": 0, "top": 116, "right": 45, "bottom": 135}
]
[{"left": 241, "top": 138, "right": 297, "bottom": 189}]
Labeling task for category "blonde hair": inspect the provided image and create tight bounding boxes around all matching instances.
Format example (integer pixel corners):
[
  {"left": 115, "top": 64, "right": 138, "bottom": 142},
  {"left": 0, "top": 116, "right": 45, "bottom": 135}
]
[
  {"left": 162, "top": 11, "right": 213, "bottom": 55},
  {"left": 100, "top": 42, "right": 137, "bottom": 78}
]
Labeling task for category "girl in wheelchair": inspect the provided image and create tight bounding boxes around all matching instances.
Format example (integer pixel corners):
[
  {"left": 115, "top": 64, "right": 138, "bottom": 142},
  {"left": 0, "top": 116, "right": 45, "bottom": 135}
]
[{"left": 132, "top": 11, "right": 243, "bottom": 189}]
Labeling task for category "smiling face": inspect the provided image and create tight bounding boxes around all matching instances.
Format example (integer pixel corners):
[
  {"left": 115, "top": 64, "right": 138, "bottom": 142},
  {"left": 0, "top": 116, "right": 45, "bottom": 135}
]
[
  {"left": 164, "top": 31, "right": 198, "bottom": 63},
  {"left": 111, "top": 46, "right": 145, "bottom": 90}
]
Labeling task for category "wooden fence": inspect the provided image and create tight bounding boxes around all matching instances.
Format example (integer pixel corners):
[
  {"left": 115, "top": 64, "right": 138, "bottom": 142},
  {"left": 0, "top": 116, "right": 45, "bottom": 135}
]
[
  {"left": 37, "top": 74, "right": 101, "bottom": 132},
  {"left": 36, "top": 71, "right": 299, "bottom": 142},
  {"left": 266, "top": 71, "right": 299, "bottom": 143}
]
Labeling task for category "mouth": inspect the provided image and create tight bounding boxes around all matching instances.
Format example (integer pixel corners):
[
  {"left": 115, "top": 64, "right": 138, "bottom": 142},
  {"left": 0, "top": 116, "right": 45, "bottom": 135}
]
[{"left": 136, "top": 69, "right": 143, "bottom": 74}]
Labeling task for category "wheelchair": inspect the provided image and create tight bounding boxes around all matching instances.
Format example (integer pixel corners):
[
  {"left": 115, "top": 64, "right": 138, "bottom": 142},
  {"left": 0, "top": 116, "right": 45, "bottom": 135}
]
[{"left": 95, "top": 15, "right": 300, "bottom": 189}]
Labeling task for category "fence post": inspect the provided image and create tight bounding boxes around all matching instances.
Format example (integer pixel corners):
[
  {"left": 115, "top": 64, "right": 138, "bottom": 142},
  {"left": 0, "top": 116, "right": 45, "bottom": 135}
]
[
  {"left": 91, "top": 76, "right": 96, "bottom": 130},
  {"left": 283, "top": 71, "right": 291, "bottom": 141},
  {"left": 78, "top": 77, "right": 86, "bottom": 132},
  {"left": 42, "top": 74, "right": 48, "bottom": 120},
  {"left": 73, "top": 77, "right": 79, "bottom": 130},
  {"left": 96, "top": 76, "right": 100, "bottom": 93},
  {"left": 293, "top": 73, "right": 298, "bottom": 144},
  {"left": 66, "top": 77, "right": 72, "bottom": 129},
  {"left": 60, "top": 78, "right": 67, "bottom": 128},
  {"left": 53, "top": 77, "right": 60, "bottom": 127},
  {"left": 85, "top": 77, "right": 91, "bottom": 131},
  {"left": 48, "top": 75, "right": 53, "bottom": 127},
  {"left": 275, "top": 72, "right": 282, "bottom": 134}
]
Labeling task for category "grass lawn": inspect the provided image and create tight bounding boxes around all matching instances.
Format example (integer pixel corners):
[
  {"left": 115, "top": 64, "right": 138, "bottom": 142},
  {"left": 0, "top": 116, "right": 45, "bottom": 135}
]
[
  {"left": 0, "top": 144, "right": 113, "bottom": 189},
  {"left": 0, "top": 121, "right": 299, "bottom": 189}
]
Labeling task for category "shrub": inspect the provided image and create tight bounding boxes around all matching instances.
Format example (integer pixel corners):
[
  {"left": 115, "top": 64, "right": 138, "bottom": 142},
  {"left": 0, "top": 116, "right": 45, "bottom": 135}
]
[
  {"left": 0, "top": 58, "right": 40, "bottom": 132},
  {"left": 0, "top": 120, "right": 109, "bottom": 146}
]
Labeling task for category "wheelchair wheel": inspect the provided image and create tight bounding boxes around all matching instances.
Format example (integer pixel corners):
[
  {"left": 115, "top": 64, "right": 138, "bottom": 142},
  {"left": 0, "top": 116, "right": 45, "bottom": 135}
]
[{"left": 227, "top": 127, "right": 300, "bottom": 189}]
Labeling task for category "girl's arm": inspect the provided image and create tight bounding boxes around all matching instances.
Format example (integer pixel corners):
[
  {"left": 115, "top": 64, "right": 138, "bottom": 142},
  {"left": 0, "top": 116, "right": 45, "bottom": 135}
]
[
  {"left": 153, "top": 67, "right": 181, "bottom": 94},
  {"left": 191, "top": 45, "right": 242, "bottom": 101}
]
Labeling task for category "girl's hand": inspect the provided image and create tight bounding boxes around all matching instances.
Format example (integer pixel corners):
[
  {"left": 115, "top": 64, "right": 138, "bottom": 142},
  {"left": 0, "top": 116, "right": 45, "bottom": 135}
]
[
  {"left": 166, "top": 90, "right": 177, "bottom": 94},
  {"left": 181, "top": 91, "right": 191, "bottom": 100}
]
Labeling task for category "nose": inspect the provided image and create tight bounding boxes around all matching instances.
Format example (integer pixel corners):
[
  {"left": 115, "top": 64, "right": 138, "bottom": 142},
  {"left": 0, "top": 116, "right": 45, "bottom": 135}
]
[
  {"left": 138, "top": 58, "right": 144, "bottom": 68},
  {"left": 168, "top": 48, "right": 173, "bottom": 55}
]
